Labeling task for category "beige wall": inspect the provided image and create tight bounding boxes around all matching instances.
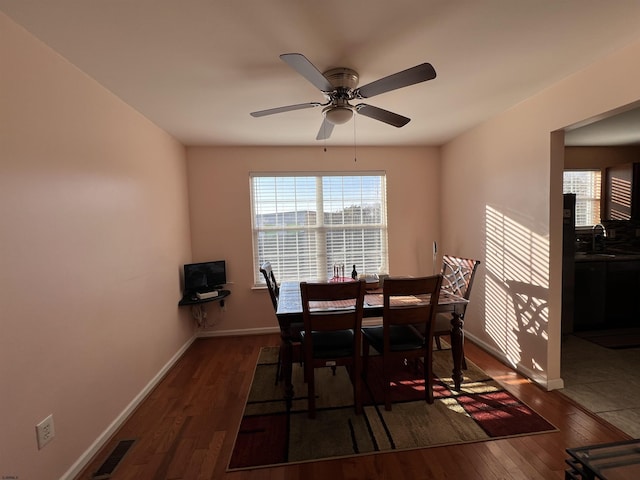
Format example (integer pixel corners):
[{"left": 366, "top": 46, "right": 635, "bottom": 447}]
[
  {"left": 186, "top": 146, "right": 441, "bottom": 333},
  {"left": 1, "top": 14, "right": 193, "bottom": 479},
  {"left": 441, "top": 37, "right": 640, "bottom": 389}
]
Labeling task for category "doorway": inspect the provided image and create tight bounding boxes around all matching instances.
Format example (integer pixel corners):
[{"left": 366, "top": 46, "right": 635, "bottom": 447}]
[{"left": 559, "top": 104, "right": 640, "bottom": 438}]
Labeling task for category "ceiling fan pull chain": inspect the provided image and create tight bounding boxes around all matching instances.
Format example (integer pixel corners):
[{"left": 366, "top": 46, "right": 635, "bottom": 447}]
[
  {"left": 323, "top": 122, "right": 327, "bottom": 152},
  {"left": 353, "top": 115, "right": 357, "bottom": 162}
]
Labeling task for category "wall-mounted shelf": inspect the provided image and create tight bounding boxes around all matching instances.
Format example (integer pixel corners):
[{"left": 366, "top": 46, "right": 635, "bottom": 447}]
[
  {"left": 178, "top": 289, "right": 230, "bottom": 307},
  {"left": 178, "top": 290, "right": 231, "bottom": 326}
]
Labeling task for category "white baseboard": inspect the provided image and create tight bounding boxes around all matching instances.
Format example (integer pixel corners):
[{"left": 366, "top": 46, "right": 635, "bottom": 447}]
[
  {"left": 197, "top": 326, "right": 280, "bottom": 337},
  {"left": 466, "top": 333, "right": 564, "bottom": 391},
  {"left": 546, "top": 377, "right": 565, "bottom": 390},
  {"left": 60, "top": 335, "right": 198, "bottom": 480}
]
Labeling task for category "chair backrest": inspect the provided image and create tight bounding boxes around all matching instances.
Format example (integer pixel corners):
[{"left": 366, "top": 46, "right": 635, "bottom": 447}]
[
  {"left": 441, "top": 255, "right": 480, "bottom": 302},
  {"left": 382, "top": 275, "right": 443, "bottom": 340},
  {"left": 260, "top": 261, "right": 280, "bottom": 312},
  {"left": 300, "top": 280, "right": 366, "bottom": 335}
]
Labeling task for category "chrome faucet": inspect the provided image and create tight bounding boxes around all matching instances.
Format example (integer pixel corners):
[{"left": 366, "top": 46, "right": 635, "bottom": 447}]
[{"left": 592, "top": 223, "right": 607, "bottom": 251}]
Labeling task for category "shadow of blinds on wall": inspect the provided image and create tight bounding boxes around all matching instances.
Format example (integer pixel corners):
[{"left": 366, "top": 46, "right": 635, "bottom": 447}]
[{"left": 605, "top": 164, "right": 632, "bottom": 220}]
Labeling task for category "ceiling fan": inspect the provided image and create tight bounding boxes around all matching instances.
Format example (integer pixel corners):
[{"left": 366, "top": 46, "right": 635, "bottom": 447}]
[{"left": 250, "top": 53, "right": 436, "bottom": 140}]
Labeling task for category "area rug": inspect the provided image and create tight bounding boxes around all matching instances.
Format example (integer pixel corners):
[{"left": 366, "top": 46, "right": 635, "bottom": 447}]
[
  {"left": 575, "top": 328, "right": 640, "bottom": 349},
  {"left": 227, "top": 346, "right": 557, "bottom": 471}
]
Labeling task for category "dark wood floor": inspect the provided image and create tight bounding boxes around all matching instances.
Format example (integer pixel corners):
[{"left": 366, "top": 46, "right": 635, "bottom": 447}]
[{"left": 75, "top": 333, "right": 631, "bottom": 479}]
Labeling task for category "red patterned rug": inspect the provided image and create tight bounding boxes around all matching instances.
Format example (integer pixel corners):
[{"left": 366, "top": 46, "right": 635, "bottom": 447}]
[{"left": 228, "top": 346, "right": 557, "bottom": 471}]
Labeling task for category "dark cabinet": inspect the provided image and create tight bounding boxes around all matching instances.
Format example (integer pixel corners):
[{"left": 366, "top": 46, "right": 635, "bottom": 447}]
[
  {"left": 605, "top": 260, "right": 640, "bottom": 326},
  {"left": 574, "top": 259, "right": 640, "bottom": 331},
  {"left": 574, "top": 261, "right": 607, "bottom": 331}
]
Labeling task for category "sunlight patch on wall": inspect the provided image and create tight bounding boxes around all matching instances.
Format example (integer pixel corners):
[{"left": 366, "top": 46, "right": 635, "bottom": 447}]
[
  {"left": 485, "top": 205, "right": 549, "bottom": 372},
  {"left": 485, "top": 274, "right": 521, "bottom": 363}
]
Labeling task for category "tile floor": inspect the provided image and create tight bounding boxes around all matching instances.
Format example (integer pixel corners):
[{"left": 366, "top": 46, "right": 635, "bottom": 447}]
[{"left": 560, "top": 334, "right": 640, "bottom": 438}]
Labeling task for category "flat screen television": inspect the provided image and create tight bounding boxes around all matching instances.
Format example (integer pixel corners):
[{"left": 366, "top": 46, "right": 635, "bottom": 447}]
[{"left": 183, "top": 260, "right": 226, "bottom": 294}]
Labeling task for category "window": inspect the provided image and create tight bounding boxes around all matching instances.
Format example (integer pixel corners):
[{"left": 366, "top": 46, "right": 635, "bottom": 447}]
[
  {"left": 563, "top": 170, "right": 601, "bottom": 226},
  {"left": 251, "top": 172, "right": 388, "bottom": 284}
]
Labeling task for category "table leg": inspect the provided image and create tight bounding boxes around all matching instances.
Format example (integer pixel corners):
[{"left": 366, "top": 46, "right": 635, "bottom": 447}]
[
  {"left": 450, "top": 312, "right": 464, "bottom": 390},
  {"left": 281, "top": 336, "right": 294, "bottom": 409}
]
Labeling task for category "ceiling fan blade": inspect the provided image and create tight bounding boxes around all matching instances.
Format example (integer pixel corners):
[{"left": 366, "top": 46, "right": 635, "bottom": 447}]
[
  {"left": 280, "top": 53, "right": 334, "bottom": 92},
  {"left": 316, "top": 118, "right": 335, "bottom": 140},
  {"left": 355, "top": 104, "right": 410, "bottom": 127},
  {"left": 250, "top": 102, "right": 321, "bottom": 117},
  {"left": 356, "top": 63, "right": 436, "bottom": 98}
]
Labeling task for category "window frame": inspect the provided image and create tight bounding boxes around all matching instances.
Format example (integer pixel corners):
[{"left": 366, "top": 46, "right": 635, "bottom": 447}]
[
  {"left": 563, "top": 169, "right": 602, "bottom": 227},
  {"left": 250, "top": 171, "right": 389, "bottom": 285}
]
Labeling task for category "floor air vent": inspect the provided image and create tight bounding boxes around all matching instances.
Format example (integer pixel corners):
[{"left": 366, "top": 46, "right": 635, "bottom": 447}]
[{"left": 92, "top": 439, "right": 136, "bottom": 479}]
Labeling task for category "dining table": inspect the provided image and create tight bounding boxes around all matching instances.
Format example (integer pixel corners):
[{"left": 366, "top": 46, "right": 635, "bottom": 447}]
[{"left": 275, "top": 280, "right": 469, "bottom": 406}]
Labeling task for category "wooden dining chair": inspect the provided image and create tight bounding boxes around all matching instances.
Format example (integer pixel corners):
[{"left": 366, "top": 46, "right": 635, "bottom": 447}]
[
  {"left": 259, "top": 261, "right": 280, "bottom": 311},
  {"left": 260, "top": 261, "right": 302, "bottom": 384},
  {"left": 300, "top": 280, "right": 366, "bottom": 418},
  {"left": 362, "top": 275, "right": 443, "bottom": 411},
  {"left": 433, "top": 255, "right": 480, "bottom": 368}
]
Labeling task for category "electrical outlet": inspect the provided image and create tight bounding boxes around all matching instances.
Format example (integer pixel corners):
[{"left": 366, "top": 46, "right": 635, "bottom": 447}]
[{"left": 36, "top": 414, "right": 55, "bottom": 449}]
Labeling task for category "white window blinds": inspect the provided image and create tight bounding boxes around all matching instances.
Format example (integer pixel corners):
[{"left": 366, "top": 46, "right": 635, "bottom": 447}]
[
  {"left": 563, "top": 170, "right": 601, "bottom": 226},
  {"left": 251, "top": 172, "right": 388, "bottom": 284}
]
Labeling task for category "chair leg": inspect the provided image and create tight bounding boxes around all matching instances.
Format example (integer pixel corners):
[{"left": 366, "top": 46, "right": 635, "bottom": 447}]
[
  {"left": 354, "top": 365, "right": 363, "bottom": 414},
  {"left": 384, "top": 360, "right": 392, "bottom": 411},
  {"left": 425, "top": 352, "right": 434, "bottom": 404},
  {"left": 306, "top": 362, "right": 316, "bottom": 419},
  {"left": 362, "top": 337, "right": 370, "bottom": 379},
  {"left": 275, "top": 348, "right": 282, "bottom": 385}
]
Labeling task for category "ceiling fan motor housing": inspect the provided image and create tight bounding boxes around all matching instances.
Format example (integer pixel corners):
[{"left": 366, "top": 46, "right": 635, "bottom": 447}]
[
  {"left": 322, "top": 68, "right": 359, "bottom": 124},
  {"left": 323, "top": 67, "right": 359, "bottom": 91}
]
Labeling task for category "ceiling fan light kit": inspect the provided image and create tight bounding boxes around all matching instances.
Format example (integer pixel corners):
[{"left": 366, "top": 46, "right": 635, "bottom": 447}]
[
  {"left": 250, "top": 53, "right": 436, "bottom": 139},
  {"left": 323, "top": 106, "right": 353, "bottom": 125}
]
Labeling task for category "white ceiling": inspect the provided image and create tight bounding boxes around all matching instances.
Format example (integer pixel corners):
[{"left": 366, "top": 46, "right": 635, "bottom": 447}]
[{"left": 3, "top": 0, "right": 640, "bottom": 147}]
